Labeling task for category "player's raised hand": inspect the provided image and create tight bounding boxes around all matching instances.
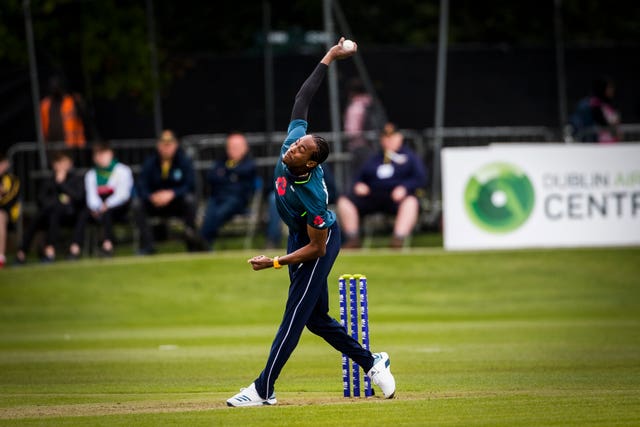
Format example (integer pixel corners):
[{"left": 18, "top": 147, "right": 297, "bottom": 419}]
[
  {"left": 332, "top": 37, "right": 357, "bottom": 59},
  {"left": 322, "top": 37, "right": 357, "bottom": 64}
]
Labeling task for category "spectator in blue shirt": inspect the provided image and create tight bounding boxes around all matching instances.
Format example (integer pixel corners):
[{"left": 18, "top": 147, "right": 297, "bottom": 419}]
[
  {"left": 337, "top": 123, "right": 426, "bottom": 248},
  {"left": 200, "top": 132, "right": 256, "bottom": 249},
  {"left": 133, "top": 130, "right": 197, "bottom": 253}
]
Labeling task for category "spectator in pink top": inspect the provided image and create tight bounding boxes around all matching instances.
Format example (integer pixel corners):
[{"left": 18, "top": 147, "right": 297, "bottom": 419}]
[
  {"left": 344, "top": 78, "right": 377, "bottom": 177},
  {"left": 568, "top": 77, "right": 622, "bottom": 143}
]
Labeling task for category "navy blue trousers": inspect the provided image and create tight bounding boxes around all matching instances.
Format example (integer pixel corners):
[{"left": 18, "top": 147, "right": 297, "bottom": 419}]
[
  {"left": 200, "top": 196, "right": 246, "bottom": 245},
  {"left": 253, "top": 222, "right": 374, "bottom": 399}
]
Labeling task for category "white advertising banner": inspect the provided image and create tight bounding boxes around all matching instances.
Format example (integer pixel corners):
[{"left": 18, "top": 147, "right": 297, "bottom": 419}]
[{"left": 442, "top": 143, "right": 640, "bottom": 250}]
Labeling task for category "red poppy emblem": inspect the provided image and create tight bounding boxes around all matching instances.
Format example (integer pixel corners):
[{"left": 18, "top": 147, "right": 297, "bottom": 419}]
[
  {"left": 313, "top": 215, "right": 325, "bottom": 227},
  {"left": 276, "top": 176, "right": 287, "bottom": 196}
]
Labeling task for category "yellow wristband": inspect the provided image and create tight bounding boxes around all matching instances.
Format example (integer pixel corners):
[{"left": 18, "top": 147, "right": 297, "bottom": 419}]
[{"left": 273, "top": 256, "right": 283, "bottom": 269}]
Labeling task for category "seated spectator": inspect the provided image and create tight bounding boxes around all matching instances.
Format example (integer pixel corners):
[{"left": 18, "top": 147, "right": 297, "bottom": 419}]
[
  {"left": 132, "top": 130, "right": 197, "bottom": 254},
  {"left": 568, "top": 77, "right": 622, "bottom": 143},
  {"left": 200, "top": 132, "right": 256, "bottom": 249},
  {"left": 337, "top": 123, "right": 426, "bottom": 249},
  {"left": 0, "top": 152, "right": 21, "bottom": 268},
  {"left": 74, "top": 141, "right": 133, "bottom": 257},
  {"left": 16, "top": 151, "right": 84, "bottom": 263}
]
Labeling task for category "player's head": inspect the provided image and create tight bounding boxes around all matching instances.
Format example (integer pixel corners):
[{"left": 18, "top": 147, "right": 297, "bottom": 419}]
[
  {"left": 283, "top": 134, "right": 329, "bottom": 174},
  {"left": 48, "top": 75, "right": 66, "bottom": 99},
  {"left": 347, "top": 78, "right": 366, "bottom": 99},
  {"left": 380, "top": 123, "right": 403, "bottom": 153},
  {"left": 157, "top": 129, "right": 179, "bottom": 161},
  {"left": 311, "top": 135, "right": 329, "bottom": 164},
  {"left": 592, "top": 76, "right": 615, "bottom": 101},
  {"left": 92, "top": 141, "right": 114, "bottom": 168},
  {"left": 226, "top": 132, "right": 249, "bottom": 162},
  {"left": 51, "top": 151, "right": 73, "bottom": 173}
]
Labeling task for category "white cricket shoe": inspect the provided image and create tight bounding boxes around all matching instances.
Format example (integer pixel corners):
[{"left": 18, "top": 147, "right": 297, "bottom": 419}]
[
  {"left": 226, "top": 383, "right": 277, "bottom": 407},
  {"left": 367, "top": 352, "right": 396, "bottom": 398}
]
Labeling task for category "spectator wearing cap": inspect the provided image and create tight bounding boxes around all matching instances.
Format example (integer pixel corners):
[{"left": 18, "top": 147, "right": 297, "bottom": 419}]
[{"left": 337, "top": 124, "right": 427, "bottom": 249}]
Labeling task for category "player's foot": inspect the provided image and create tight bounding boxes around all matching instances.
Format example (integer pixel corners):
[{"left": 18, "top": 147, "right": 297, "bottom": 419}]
[
  {"left": 226, "top": 383, "right": 277, "bottom": 407},
  {"left": 390, "top": 235, "right": 405, "bottom": 249},
  {"left": 342, "top": 236, "right": 362, "bottom": 249},
  {"left": 367, "top": 352, "right": 396, "bottom": 398}
]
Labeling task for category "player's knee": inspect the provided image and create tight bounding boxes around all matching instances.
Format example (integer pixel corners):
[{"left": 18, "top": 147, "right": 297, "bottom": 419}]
[
  {"left": 337, "top": 196, "right": 357, "bottom": 216},
  {"left": 401, "top": 195, "right": 419, "bottom": 210},
  {"left": 306, "top": 321, "right": 319, "bottom": 334},
  {"left": 306, "top": 318, "right": 325, "bottom": 335}
]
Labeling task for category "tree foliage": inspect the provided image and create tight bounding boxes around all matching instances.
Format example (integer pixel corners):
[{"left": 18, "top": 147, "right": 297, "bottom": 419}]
[
  {"left": 1, "top": 0, "right": 155, "bottom": 106},
  {"left": 1, "top": 0, "right": 638, "bottom": 109}
]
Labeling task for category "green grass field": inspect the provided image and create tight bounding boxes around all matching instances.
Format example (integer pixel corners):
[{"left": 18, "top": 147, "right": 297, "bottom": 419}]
[{"left": 1, "top": 247, "right": 639, "bottom": 426}]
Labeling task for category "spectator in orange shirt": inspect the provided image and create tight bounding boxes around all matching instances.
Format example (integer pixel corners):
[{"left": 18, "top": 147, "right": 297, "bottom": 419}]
[{"left": 40, "top": 76, "right": 87, "bottom": 148}]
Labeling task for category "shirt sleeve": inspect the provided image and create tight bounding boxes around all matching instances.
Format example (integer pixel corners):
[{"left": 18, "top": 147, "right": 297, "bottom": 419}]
[
  {"left": 85, "top": 170, "right": 102, "bottom": 211},
  {"left": 57, "top": 174, "right": 85, "bottom": 204},
  {"left": 105, "top": 164, "right": 133, "bottom": 208},
  {"left": 281, "top": 119, "right": 308, "bottom": 156},
  {"left": 352, "top": 153, "right": 377, "bottom": 186},
  {"left": 0, "top": 174, "right": 20, "bottom": 207},
  {"left": 137, "top": 158, "right": 152, "bottom": 201},
  {"left": 402, "top": 150, "right": 428, "bottom": 194},
  {"left": 290, "top": 62, "right": 328, "bottom": 122}
]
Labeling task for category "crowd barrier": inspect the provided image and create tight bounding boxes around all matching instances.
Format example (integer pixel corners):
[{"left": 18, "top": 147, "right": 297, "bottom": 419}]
[{"left": 9, "top": 124, "right": 637, "bottom": 246}]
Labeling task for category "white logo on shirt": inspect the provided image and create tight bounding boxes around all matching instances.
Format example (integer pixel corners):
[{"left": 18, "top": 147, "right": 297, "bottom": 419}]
[{"left": 376, "top": 163, "right": 395, "bottom": 179}]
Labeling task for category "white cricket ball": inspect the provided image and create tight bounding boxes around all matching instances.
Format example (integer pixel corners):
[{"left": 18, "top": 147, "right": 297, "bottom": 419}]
[{"left": 342, "top": 39, "right": 355, "bottom": 51}]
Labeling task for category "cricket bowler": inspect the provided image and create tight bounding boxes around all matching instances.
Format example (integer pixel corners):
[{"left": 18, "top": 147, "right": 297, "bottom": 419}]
[{"left": 226, "top": 38, "right": 396, "bottom": 407}]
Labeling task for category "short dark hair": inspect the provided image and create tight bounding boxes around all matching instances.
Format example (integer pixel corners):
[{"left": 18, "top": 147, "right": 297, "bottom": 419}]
[
  {"left": 310, "top": 135, "right": 329, "bottom": 164},
  {"left": 592, "top": 76, "right": 614, "bottom": 100},
  {"left": 92, "top": 140, "right": 112, "bottom": 153},
  {"left": 347, "top": 78, "right": 366, "bottom": 96},
  {"left": 51, "top": 150, "right": 72, "bottom": 164}
]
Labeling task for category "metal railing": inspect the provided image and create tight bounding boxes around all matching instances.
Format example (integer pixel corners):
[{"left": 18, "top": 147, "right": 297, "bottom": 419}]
[{"left": 9, "top": 124, "right": 639, "bottom": 225}]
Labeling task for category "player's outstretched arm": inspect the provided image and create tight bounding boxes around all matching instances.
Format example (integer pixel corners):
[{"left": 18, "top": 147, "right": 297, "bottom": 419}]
[
  {"left": 290, "top": 37, "right": 357, "bottom": 122},
  {"left": 248, "top": 225, "right": 328, "bottom": 271}
]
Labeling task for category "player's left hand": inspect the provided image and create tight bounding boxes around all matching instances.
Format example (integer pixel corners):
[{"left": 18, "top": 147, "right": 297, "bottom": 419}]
[{"left": 248, "top": 255, "right": 274, "bottom": 271}]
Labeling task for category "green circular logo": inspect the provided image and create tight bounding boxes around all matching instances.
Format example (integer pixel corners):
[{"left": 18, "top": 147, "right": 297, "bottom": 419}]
[{"left": 464, "top": 162, "right": 535, "bottom": 233}]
